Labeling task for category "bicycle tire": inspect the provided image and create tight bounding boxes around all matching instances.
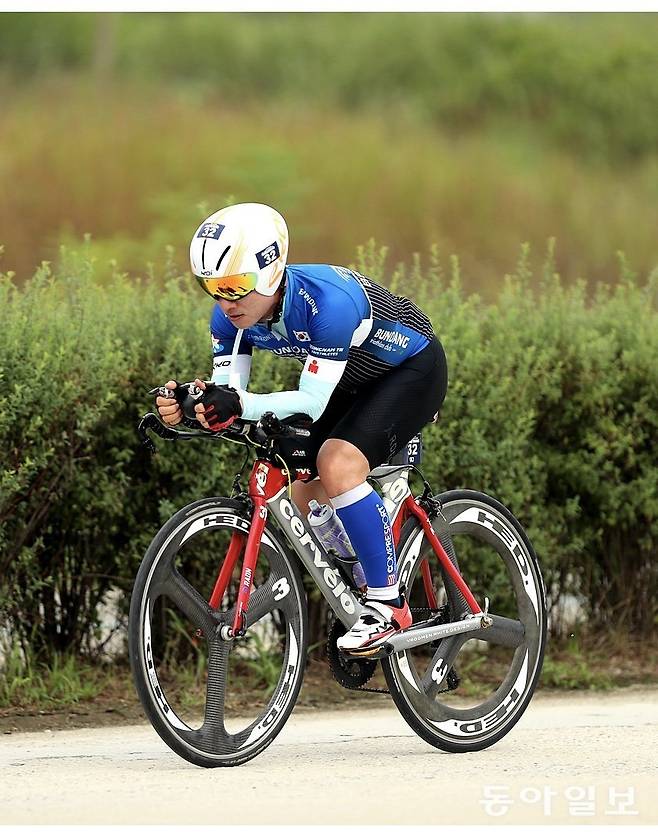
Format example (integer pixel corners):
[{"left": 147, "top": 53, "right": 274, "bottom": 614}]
[
  {"left": 382, "top": 489, "right": 547, "bottom": 753},
  {"left": 128, "top": 497, "right": 308, "bottom": 767}
]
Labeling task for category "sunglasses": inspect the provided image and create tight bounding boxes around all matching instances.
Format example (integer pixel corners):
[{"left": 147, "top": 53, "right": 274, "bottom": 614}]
[{"left": 196, "top": 272, "right": 258, "bottom": 301}]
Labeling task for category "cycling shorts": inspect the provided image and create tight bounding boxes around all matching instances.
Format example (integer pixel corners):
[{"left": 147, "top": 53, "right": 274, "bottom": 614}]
[{"left": 283, "top": 336, "right": 448, "bottom": 479}]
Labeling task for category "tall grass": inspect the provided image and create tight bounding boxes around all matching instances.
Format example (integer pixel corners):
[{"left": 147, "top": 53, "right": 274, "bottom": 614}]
[
  {"left": 2, "top": 12, "right": 658, "bottom": 162},
  {"left": 1, "top": 86, "right": 657, "bottom": 295},
  {"left": 0, "top": 642, "right": 108, "bottom": 709}
]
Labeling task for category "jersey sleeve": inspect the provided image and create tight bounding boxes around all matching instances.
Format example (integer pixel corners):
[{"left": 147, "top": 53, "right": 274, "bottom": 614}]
[
  {"left": 209, "top": 305, "right": 253, "bottom": 389},
  {"left": 238, "top": 295, "right": 365, "bottom": 422}
]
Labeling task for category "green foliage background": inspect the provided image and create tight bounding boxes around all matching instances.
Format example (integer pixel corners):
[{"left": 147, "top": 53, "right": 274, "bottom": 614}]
[
  {"left": 1, "top": 243, "right": 656, "bottom": 658},
  {"left": 3, "top": 13, "right": 658, "bottom": 162}
]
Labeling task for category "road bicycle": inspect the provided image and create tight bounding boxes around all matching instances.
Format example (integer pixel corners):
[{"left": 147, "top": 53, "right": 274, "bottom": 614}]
[{"left": 130, "top": 409, "right": 547, "bottom": 767}]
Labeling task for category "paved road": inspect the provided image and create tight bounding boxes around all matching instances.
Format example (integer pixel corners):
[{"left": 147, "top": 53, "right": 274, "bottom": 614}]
[{"left": 1, "top": 686, "right": 656, "bottom": 825}]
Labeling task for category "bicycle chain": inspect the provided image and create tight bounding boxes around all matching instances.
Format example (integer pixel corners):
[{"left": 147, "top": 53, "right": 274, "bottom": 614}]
[{"left": 327, "top": 606, "right": 458, "bottom": 696}]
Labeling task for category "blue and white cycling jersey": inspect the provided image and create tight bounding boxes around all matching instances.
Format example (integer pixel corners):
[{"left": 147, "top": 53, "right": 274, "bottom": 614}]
[{"left": 210, "top": 264, "right": 435, "bottom": 422}]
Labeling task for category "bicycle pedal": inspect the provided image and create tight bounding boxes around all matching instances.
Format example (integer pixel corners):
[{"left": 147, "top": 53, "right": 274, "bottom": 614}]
[
  {"left": 340, "top": 643, "right": 393, "bottom": 661},
  {"left": 341, "top": 649, "right": 388, "bottom": 661}
]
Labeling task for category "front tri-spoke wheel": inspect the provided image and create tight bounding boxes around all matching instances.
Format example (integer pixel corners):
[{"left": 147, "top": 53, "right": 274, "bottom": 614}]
[
  {"left": 382, "top": 489, "right": 547, "bottom": 752},
  {"left": 129, "top": 498, "right": 308, "bottom": 767}
]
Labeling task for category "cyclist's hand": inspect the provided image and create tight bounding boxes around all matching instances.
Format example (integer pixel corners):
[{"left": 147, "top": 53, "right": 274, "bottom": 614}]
[
  {"left": 192, "top": 378, "right": 211, "bottom": 430},
  {"left": 193, "top": 378, "right": 242, "bottom": 431},
  {"left": 154, "top": 380, "right": 183, "bottom": 426}
]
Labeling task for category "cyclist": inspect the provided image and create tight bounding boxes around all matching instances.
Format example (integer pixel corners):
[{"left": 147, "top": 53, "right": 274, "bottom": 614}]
[{"left": 155, "top": 203, "right": 448, "bottom": 655}]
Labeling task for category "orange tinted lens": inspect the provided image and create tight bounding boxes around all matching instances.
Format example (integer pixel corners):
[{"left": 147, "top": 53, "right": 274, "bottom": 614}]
[{"left": 198, "top": 272, "right": 258, "bottom": 300}]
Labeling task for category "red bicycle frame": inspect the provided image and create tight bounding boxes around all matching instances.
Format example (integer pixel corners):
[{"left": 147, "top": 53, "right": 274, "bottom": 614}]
[
  {"left": 209, "top": 459, "right": 482, "bottom": 634},
  {"left": 400, "top": 494, "right": 482, "bottom": 614}
]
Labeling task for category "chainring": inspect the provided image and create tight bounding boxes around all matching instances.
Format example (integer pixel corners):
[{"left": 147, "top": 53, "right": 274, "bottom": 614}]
[
  {"left": 326, "top": 604, "right": 460, "bottom": 695},
  {"left": 327, "top": 618, "right": 378, "bottom": 690}
]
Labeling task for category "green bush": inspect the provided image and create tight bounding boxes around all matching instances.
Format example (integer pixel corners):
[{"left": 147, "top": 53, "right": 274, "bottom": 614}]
[
  {"left": 386, "top": 241, "right": 658, "bottom": 635},
  {"left": 0, "top": 242, "right": 259, "bottom": 659},
  {"left": 0, "top": 239, "right": 656, "bottom": 661}
]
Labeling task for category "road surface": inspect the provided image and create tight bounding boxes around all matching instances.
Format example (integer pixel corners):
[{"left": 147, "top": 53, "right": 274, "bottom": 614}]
[{"left": 1, "top": 686, "right": 656, "bottom": 825}]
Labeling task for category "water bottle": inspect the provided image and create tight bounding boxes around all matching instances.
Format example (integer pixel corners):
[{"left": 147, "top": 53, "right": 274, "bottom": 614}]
[
  {"left": 307, "top": 499, "right": 353, "bottom": 556},
  {"left": 307, "top": 500, "right": 367, "bottom": 589}
]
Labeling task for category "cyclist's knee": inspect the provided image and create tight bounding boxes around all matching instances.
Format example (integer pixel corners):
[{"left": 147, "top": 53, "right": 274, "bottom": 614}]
[{"left": 316, "top": 438, "right": 369, "bottom": 497}]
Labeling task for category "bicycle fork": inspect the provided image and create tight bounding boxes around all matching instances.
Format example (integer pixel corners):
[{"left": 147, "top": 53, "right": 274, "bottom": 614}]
[{"left": 208, "top": 460, "right": 288, "bottom": 640}]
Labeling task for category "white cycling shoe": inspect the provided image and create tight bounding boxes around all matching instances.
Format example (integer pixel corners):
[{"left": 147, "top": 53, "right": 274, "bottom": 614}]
[{"left": 337, "top": 597, "right": 413, "bottom": 657}]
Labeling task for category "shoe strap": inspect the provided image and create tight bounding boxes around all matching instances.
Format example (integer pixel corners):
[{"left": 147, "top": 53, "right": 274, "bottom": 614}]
[{"left": 364, "top": 599, "right": 395, "bottom": 622}]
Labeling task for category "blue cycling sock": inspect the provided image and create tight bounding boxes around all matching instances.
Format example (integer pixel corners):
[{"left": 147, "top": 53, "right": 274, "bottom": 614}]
[{"left": 331, "top": 482, "right": 398, "bottom": 594}]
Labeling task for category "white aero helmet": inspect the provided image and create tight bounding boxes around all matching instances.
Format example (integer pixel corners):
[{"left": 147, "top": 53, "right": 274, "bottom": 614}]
[{"left": 190, "top": 202, "right": 289, "bottom": 301}]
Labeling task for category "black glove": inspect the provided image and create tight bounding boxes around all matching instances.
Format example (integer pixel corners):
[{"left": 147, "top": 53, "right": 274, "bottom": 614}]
[{"left": 201, "top": 383, "right": 242, "bottom": 431}]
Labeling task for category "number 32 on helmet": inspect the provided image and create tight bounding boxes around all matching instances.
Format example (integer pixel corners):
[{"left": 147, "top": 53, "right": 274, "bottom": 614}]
[{"left": 189, "top": 203, "right": 289, "bottom": 302}]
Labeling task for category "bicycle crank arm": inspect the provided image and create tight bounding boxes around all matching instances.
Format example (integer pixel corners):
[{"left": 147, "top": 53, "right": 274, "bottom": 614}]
[
  {"left": 388, "top": 610, "right": 493, "bottom": 652},
  {"left": 344, "top": 609, "right": 493, "bottom": 661}
]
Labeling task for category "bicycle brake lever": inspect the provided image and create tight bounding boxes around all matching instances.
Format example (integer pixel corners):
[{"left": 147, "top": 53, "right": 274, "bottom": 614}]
[
  {"left": 149, "top": 385, "right": 177, "bottom": 401},
  {"left": 137, "top": 414, "right": 159, "bottom": 454}
]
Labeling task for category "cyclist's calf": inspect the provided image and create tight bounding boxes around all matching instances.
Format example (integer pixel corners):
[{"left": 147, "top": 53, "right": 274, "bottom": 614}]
[{"left": 290, "top": 477, "right": 331, "bottom": 513}]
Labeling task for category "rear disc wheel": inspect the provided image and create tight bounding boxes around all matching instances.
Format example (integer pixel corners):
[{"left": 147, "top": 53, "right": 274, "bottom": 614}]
[{"left": 382, "top": 490, "right": 547, "bottom": 752}]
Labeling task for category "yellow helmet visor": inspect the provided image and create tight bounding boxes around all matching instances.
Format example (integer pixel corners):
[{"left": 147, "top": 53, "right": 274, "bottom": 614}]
[{"left": 196, "top": 272, "right": 259, "bottom": 301}]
